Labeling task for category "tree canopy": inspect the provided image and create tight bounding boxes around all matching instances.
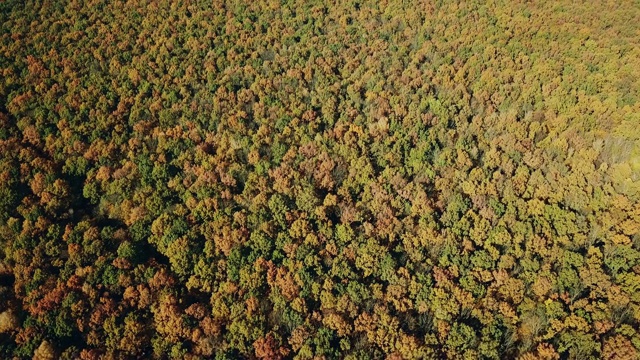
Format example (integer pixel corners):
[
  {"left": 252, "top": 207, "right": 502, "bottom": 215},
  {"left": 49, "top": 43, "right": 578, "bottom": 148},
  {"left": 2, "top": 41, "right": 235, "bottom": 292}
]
[{"left": 1, "top": 0, "right": 639, "bottom": 359}]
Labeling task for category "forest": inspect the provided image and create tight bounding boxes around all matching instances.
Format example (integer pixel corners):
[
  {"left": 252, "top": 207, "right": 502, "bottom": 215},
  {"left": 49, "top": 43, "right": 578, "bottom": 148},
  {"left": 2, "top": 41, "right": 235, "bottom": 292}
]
[{"left": 1, "top": 0, "right": 640, "bottom": 359}]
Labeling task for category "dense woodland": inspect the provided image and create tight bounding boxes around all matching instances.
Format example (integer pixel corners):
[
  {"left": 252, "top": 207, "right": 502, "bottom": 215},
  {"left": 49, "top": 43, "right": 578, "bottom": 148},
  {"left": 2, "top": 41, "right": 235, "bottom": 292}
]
[{"left": 1, "top": 0, "right": 640, "bottom": 359}]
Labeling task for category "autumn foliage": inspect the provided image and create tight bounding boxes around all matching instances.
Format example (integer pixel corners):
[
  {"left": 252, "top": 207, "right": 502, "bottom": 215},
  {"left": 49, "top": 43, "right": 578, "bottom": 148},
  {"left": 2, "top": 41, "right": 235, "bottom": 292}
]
[{"left": 1, "top": 0, "right": 639, "bottom": 359}]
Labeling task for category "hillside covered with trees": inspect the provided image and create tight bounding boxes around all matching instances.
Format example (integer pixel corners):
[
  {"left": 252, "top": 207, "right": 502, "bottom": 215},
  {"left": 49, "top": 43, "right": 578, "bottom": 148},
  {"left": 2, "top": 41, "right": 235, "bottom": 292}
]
[{"left": 1, "top": 0, "right": 640, "bottom": 359}]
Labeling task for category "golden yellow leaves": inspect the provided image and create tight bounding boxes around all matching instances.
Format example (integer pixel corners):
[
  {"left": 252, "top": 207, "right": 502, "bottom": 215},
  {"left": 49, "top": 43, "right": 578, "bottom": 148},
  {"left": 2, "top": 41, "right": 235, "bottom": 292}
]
[
  {"left": 322, "top": 312, "right": 352, "bottom": 337},
  {"left": 532, "top": 276, "right": 553, "bottom": 299},
  {"left": 603, "top": 335, "right": 638, "bottom": 360},
  {"left": 484, "top": 271, "right": 525, "bottom": 319},
  {"left": 611, "top": 234, "right": 631, "bottom": 245},
  {"left": 0, "top": 310, "right": 19, "bottom": 334},
  {"left": 519, "top": 342, "right": 561, "bottom": 360},
  {"left": 33, "top": 340, "right": 56, "bottom": 360},
  {"left": 528, "top": 199, "right": 545, "bottom": 217}
]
